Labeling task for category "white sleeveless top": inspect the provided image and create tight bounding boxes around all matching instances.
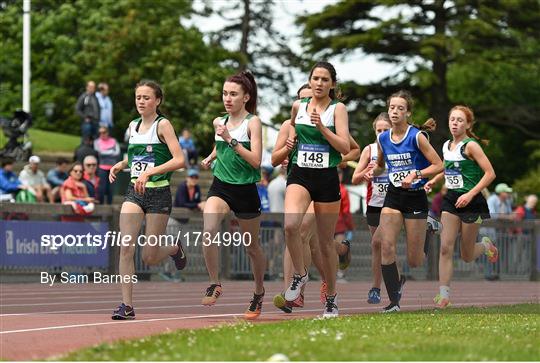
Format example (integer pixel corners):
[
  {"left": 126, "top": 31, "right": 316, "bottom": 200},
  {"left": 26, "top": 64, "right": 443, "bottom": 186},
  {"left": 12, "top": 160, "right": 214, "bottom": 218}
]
[{"left": 368, "top": 143, "right": 389, "bottom": 207}]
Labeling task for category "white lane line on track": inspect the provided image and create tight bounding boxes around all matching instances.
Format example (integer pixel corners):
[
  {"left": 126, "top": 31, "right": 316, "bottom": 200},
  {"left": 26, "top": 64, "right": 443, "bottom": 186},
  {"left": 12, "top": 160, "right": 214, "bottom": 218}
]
[
  {"left": 0, "top": 288, "right": 257, "bottom": 298},
  {"left": 0, "top": 291, "right": 257, "bottom": 302},
  {"left": 0, "top": 284, "right": 259, "bottom": 295},
  {"left": 0, "top": 293, "right": 538, "bottom": 317},
  {"left": 0, "top": 302, "right": 249, "bottom": 317},
  {"left": 0, "top": 296, "right": 388, "bottom": 317},
  {"left": 0, "top": 300, "right": 530, "bottom": 335},
  {"left": 0, "top": 293, "right": 260, "bottom": 307}
]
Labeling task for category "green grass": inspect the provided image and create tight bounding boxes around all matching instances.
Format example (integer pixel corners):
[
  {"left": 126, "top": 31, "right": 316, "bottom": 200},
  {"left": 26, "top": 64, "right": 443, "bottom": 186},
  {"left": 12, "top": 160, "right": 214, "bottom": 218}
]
[
  {"left": 0, "top": 128, "right": 79, "bottom": 153},
  {"left": 61, "top": 304, "right": 539, "bottom": 361}
]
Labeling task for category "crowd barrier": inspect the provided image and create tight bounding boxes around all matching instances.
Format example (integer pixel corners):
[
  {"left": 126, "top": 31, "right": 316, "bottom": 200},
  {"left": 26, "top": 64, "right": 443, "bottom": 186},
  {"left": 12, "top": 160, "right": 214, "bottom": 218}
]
[{"left": 1, "top": 203, "right": 538, "bottom": 281}]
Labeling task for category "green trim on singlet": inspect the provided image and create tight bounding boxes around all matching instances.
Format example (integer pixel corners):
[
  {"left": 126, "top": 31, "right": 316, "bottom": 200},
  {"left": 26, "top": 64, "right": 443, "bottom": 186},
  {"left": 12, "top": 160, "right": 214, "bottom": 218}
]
[
  {"left": 444, "top": 138, "right": 484, "bottom": 193},
  {"left": 213, "top": 114, "right": 260, "bottom": 185},
  {"left": 130, "top": 179, "right": 170, "bottom": 188}
]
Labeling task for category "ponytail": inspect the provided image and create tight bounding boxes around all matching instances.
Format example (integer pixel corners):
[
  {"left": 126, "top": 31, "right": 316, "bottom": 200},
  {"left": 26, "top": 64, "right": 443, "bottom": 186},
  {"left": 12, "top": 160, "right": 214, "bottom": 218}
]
[
  {"left": 226, "top": 70, "right": 258, "bottom": 114},
  {"left": 450, "top": 105, "right": 489, "bottom": 146},
  {"left": 466, "top": 129, "right": 489, "bottom": 146},
  {"left": 420, "top": 118, "right": 437, "bottom": 132}
]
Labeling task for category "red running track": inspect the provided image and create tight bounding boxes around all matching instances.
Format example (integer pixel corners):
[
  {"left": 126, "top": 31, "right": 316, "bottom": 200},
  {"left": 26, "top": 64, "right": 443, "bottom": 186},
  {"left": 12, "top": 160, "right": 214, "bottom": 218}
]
[{"left": 1, "top": 280, "right": 539, "bottom": 360}]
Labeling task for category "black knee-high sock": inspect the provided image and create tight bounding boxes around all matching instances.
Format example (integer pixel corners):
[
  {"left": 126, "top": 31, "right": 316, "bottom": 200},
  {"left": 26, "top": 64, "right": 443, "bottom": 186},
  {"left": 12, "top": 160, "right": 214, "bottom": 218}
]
[
  {"left": 424, "top": 233, "right": 432, "bottom": 256},
  {"left": 381, "top": 262, "right": 400, "bottom": 303}
]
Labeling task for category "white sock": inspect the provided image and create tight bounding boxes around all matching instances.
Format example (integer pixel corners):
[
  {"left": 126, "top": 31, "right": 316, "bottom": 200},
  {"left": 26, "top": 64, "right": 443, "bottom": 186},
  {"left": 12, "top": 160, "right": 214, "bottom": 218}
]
[{"left": 439, "top": 285, "right": 450, "bottom": 299}]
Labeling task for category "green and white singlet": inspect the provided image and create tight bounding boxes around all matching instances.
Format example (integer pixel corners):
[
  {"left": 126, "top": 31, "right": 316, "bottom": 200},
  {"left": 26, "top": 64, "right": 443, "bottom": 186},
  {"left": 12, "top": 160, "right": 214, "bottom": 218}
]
[
  {"left": 213, "top": 114, "right": 260, "bottom": 185},
  {"left": 292, "top": 98, "right": 342, "bottom": 169},
  {"left": 443, "top": 138, "right": 483, "bottom": 193},
  {"left": 127, "top": 116, "right": 173, "bottom": 187}
]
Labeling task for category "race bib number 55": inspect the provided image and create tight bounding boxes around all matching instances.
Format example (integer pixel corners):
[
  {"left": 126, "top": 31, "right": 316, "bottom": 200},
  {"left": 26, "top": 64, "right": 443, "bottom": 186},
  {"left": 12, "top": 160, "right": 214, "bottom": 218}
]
[
  {"left": 131, "top": 155, "right": 155, "bottom": 178},
  {"left": 297, "top": 144, "right": 330, "bottom": 169},
  {"left": 445, "top": 169, "right": 464, "bottom": 189}
]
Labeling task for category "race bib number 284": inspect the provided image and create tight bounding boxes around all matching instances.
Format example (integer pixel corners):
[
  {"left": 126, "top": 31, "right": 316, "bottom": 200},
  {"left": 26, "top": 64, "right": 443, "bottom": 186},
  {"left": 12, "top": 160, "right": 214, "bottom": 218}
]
[{"left": 389, "top": 170, "right": 414, "bottom": 187}]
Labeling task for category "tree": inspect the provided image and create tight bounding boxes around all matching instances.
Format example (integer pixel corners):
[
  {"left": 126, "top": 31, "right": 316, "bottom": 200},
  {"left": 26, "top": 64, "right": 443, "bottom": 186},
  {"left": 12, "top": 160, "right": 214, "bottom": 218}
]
[
  {"left": 297, "top": 3, "right": 539, "bottom": 137},
  {"left": 205, "top": 0, "right": 301, "bottom": 111},
  {"left": 0, "top": 0, "right": 234, "bottom": 154},
  {"left": 296, "top": 0, "right": 540, "bottom": 183}
]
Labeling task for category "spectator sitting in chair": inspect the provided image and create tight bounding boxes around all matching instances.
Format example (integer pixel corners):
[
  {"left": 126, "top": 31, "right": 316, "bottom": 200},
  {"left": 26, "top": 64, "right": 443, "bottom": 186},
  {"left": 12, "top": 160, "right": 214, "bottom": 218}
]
[
  {"left": 19, "top": 155, "right": 54, "bottom": 203},
  {"left": 46, "top": 157, "right": 69, "bottom": 202},
  {"left": 0, "top": 158, "right": 28, "bottom": 202},
  {"left": 74, "top": 136, "right": 99, "bottom": 164},
  {"left": 174, "top": 168, "right": 205, "bottom": 211},
  {"left": 61, "top": 162, "right": 96, "bottom": 222}
]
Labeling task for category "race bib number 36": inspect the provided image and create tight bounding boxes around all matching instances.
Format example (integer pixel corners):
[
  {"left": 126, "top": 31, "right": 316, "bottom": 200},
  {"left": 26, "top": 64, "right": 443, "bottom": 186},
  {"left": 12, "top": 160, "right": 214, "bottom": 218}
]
[
  {"left": 131, "top": 155, "right": 155, "bottom": 178},
  {"left": 297, "top": 144, "right": 330, "bottom": 169},
  {"left": 445, "top": 169, "right": 464, "bottom": 189},
  {"left": 389, "top": 170, "right": 414, "bottom": 187},
  {"left": 372, "top": 175, "right": 389, "bottom": 196}
]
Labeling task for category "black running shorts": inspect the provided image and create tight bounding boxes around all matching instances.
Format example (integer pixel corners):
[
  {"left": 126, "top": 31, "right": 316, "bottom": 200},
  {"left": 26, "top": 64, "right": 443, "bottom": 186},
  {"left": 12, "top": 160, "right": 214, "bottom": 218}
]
[
  {"left": 383, "top": 184, "right": 428, "bottom": 219},
  {"left": 366, "top": 205, "right": 382, "bottom": 227},
  {"left": 207, "top": 177, "right": 261, "bottom": 219},
  {"left": 124, "top": 183, "right": 172, "bottom": 214},
  {"left": 287, "top": 165, "right": 341, "bottom": 203},
  {"left": 442, "top": 190, "right": 491, "bottom": 224}
]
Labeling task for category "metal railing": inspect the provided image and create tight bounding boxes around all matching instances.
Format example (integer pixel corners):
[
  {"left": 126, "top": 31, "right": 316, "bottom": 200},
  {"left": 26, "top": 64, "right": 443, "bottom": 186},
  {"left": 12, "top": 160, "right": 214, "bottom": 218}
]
[{"left": 1, "top": 203, "right": 538, "bottom": 281}]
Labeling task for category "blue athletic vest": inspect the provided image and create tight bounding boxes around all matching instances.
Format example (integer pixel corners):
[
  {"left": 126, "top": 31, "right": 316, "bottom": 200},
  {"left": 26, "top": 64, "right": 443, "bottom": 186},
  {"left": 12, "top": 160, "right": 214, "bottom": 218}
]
[{"left": 378, "top": 125, "right": 429, "bottom": 189}]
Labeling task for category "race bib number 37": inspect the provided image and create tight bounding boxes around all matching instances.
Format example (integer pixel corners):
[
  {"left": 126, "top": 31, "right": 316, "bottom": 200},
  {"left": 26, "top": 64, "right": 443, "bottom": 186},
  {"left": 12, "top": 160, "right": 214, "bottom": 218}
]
[
  {"left": 297, "top": 144, "right": 330, "bottom": 169},
  {"left": 131, "top": 155, "right": 155, "bottom": 178},
  {"left": 445, "top": 169, "right": 464, "bottom": 189}
]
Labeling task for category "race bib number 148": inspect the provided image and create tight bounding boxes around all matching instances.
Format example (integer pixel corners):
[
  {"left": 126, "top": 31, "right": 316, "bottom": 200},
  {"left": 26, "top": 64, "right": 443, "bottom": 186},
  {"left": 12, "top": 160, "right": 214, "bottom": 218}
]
[{"left": 297, "top": 144, "right": 330, "bottom": 169}]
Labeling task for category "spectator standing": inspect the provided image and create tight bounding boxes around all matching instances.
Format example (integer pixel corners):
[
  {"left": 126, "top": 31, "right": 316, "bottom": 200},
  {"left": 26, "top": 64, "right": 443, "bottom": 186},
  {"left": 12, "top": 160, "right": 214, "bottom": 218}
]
[
  {"left": 487, "top": 183, "right": 514, "bottom": 220},
  {"left": 485, "top": 183, "right": 515, "bottom": 280},
  {"left": 19, "top": 156, "right": 54, "bottom": 203},
  {"left": 83, "top": 155, "right": 100, "bottom": 199},
  {"left": 257, "top": 166, "right": 272, "bottom": 212},
  {"left": 76, "top": 81, "right": 101, "bottom": 139},
  {"left": 74, "top": 136, "right": 99, "bottom": 164},
  {"left": 267, "top": 166, "right": 286, "bottom": 213},
  {"left": 0, "top": 158, "right": 27, "bottom": 202},
  {"left": 96, "top": 82, "right": 113, "bottom": 133},
  {"left": 46, "top": 157, "right": 69, "bottom": 202},
  {"left": 174, "top": 168, "right": 205, "bottom": 211},
  {"left": 178, "top": 129, "right": 198, "bottom": 166},
  {"left": 94, "top": 126, "right": 120, "bottom": 204}
]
